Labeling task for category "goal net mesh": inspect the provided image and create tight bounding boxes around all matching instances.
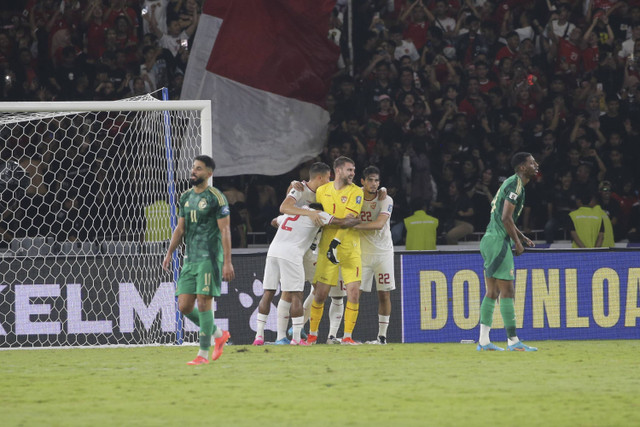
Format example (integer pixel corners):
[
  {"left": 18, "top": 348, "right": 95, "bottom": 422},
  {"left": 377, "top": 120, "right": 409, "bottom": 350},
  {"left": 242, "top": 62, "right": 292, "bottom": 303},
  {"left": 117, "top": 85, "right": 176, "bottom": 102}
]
[{"left": 0, "top": 95, "right": 205, "bottom": 348}]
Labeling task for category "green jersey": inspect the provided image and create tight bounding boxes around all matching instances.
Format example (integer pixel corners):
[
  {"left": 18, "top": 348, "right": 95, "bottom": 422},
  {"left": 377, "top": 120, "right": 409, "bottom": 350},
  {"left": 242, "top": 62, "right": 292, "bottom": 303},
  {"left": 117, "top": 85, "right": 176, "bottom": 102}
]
[
  {"left": 179, "top": 186, "right": 230, "bottom": 262},
  {"left": 485, "top": 174, "right": 525, "bottom": 240}
]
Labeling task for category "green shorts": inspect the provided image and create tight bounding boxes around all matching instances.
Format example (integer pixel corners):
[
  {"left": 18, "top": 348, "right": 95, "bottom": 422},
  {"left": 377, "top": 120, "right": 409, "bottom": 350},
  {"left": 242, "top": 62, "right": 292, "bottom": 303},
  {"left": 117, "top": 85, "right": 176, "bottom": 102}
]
[
  {"left": 176, "top": 259, "right": 221, "bottom": 297},
  {"left": 480, "top": 234, "right": 514, "bottom": 281}
]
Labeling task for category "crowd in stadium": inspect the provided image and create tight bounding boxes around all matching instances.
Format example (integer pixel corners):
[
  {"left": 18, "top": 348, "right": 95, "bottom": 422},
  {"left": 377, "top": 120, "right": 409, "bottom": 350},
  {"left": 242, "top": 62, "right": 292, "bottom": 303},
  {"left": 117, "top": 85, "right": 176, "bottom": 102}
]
[{"left": 1, "top": 0, "right": 640, "bottom": 248}]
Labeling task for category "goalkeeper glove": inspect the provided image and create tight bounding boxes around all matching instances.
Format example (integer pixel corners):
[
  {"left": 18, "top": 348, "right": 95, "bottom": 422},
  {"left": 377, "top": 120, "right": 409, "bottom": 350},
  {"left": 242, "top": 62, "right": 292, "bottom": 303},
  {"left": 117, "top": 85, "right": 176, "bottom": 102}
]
[{"left": 326, "top": 238, "right": 341, "bottom": 265}]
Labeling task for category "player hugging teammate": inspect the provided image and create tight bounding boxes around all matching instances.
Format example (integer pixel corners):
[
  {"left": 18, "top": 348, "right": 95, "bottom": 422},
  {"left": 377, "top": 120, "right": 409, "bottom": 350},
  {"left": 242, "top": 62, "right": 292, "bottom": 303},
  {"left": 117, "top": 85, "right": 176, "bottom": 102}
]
[{"left": 254, "top": 157, "right": 396, "bottom": 345}]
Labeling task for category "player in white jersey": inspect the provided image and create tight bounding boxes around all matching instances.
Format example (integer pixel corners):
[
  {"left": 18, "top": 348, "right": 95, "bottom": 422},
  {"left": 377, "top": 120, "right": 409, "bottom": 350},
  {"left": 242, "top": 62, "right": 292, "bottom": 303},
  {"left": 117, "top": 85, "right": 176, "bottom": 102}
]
[
  {"left": 254, "top": 203, "right": 359, "bottom": 345},
  {"left": 283, "top": 163, "right": 350, "bottom": 343},
  {"left": 288, "top": 168, "right": 389, "bottom": 343},
  {"left": 254, "top": 163, "right": 335, "bottom": 345},
  {"left": 263, "top": 205, "right": 329, "bottom": 345},
  {"left": 354, "top": 166, "right": 395, "bottom": 345}
]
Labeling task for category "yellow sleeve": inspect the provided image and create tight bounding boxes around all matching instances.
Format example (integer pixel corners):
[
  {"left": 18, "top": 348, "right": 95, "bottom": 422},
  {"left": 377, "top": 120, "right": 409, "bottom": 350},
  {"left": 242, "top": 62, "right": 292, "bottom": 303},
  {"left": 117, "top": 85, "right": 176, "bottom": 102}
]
[{"left": 344, "top": 185, "right": 364, "bottom": 217}]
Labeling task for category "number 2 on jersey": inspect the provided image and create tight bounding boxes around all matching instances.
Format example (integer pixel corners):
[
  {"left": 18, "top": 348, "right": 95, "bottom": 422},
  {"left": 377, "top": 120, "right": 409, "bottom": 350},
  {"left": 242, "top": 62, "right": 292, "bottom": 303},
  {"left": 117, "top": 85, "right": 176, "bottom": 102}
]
[{"left": 281, "top": 215, "right": 300, "bottom": 231}]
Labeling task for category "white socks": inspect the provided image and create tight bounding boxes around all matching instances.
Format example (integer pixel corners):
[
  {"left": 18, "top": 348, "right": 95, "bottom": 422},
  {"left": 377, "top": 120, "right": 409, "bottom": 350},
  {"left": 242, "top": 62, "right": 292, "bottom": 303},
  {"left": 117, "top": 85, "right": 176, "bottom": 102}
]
[
  {"left": 276, "top": 300, "right": 291, "bottom": 341},
  {"left": 255, "top": 313, "right": 267, "bottom": 339},
  {"left": 479, "top": 324, "right": 491, "bottom": 346},
  {"left": 291, "top": 316, "right": 304, "bottom": 342},
  {"left": 328, "top": 298, "right": 344, "bottom": 337},
  {"left": 378, "top": 314, "right": 390, "bottom": 338}
]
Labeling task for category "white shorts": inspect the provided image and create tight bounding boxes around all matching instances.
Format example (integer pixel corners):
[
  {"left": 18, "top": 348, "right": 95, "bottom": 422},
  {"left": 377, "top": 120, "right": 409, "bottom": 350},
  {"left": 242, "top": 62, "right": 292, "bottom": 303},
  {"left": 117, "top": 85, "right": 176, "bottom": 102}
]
[
  {"left": 360, "top": 252, "right": 395, "bottom": 293},
  {"left": 303, "top": 249, "right": 317, "bottom": 283},
  {"left": 329, "top": 275, "right": 347, "bottom": 297},
  {"left": 262, "top": 256, "right": 305, "bottom": 292}
]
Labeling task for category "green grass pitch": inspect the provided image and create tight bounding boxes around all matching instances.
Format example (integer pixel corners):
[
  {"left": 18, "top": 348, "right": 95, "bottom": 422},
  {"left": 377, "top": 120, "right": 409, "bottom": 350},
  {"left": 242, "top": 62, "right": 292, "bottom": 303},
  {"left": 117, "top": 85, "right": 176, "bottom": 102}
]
[{"left": 1, "top": 341, "right": 639, "bottom": 426}]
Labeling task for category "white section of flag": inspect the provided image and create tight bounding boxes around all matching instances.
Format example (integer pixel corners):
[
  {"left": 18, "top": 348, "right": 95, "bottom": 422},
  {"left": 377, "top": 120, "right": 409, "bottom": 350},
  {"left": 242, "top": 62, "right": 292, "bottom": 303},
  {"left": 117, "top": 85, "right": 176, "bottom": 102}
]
[{"left": 181, "top": 12, "right": 330, "bottom": 177}]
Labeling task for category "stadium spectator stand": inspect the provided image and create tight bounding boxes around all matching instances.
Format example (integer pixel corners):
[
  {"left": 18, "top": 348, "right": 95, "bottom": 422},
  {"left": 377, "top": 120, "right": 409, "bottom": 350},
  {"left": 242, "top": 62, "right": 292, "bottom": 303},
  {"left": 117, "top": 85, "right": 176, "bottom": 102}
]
[{"left": 1, "top": 0, "right": 639, "bottom": 249}]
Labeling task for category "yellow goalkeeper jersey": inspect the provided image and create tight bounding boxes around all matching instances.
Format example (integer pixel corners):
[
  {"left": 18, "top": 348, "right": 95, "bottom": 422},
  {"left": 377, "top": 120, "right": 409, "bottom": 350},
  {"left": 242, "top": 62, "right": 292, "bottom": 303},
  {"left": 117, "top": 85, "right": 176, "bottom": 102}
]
[{"left": 315, "top": 181, "right": 363, "bottom": 252}]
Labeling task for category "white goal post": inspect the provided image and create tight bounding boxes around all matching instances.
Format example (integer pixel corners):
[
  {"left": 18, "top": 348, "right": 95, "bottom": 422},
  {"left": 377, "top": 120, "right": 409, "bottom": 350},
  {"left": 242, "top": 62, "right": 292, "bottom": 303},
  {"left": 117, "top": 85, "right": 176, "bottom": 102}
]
[{"left": 0, "top": 95, "right": 212, "bottom": 348}]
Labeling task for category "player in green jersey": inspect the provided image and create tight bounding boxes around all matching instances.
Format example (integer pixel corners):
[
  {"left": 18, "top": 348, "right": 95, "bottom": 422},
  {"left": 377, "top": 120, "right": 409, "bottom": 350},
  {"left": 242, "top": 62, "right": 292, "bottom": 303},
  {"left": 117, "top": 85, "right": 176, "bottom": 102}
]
[
  {"left": 477, "top": 152, "right": 538, "bottom": 352},
  {"left": 162, "top": 155, "right": 235, "bottom": 365}
]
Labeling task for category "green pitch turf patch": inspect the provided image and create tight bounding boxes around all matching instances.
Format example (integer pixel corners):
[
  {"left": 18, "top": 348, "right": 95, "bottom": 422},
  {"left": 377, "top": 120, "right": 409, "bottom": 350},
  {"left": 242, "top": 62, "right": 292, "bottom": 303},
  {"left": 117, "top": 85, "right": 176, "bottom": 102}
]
[{"left": 1, "top": 341, "right": 638, "bottom": 426}]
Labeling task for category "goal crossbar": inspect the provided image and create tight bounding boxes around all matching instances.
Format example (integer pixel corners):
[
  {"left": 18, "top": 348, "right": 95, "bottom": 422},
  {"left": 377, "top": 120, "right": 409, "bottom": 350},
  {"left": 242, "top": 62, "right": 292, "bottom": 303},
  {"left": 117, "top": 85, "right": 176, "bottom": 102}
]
[{"left": 0, "top": 100, "right": 212, "bottom": 158}]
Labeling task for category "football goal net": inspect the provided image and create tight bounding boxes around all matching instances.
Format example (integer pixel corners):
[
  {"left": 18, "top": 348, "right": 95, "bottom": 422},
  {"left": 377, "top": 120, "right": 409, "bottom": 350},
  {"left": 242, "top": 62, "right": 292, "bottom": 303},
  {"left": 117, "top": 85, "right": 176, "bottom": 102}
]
[{"left": 0, "top": 93, "right": 211, "bottom": 348}]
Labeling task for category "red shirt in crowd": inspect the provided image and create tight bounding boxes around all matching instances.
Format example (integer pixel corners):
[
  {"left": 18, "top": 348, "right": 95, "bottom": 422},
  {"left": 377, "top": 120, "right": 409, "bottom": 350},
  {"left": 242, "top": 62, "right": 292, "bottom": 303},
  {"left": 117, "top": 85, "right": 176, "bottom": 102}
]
[
  {"left": 582, "top": 46, "right": 599, "bottom": 73},
  {"left": 494, "top": 45, "right": 517, "bottom": 65},
  {"left": 87, "top": 21, "right": 110, "bottom": 60},
  {"left": 556, "top": 37, "right": 581, "bottom": 73},
  {"left": 592, "top": 0, "right": 617, "bottom": 11},
  {"left": 517, "top": 100, "right": 539, "bottom": 124},
  {"left": 404, "top": 21, "right": 429, "bottom": 51},
  {"left": 478, "top": 79, "right": 497, "bottom": 94},
  {"left": 370, "top": 111, "right": 395, "bottom": 124},
  {"left": 458, "top": 98, "right": 477, "bottom": 118}
]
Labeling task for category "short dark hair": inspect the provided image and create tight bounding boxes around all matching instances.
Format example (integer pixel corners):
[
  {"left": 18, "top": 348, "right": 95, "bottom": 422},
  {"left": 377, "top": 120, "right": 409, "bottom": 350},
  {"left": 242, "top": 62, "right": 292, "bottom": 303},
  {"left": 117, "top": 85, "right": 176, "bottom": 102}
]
[
  {"left": 333, "top": 156, "right": 355, "bottom": 170},
  {"left": 362, "top": 165, "right": 380, "bottom": 179},
  {"left": 309, "top": 202, "right": 323, "bottom": 211},
  {"left": 411, "top": 197, "right": 427, "bottom": 212},
  {"left": 194, "top": 155, "right": 215, "bottom": 172},
  {"left": 309, "top": 162, "right": 331, "bottom": 179},
  {"left": 506, "top": 31, "right": 519, "bottom": 40},
  {"left": 511, "top": 152, "right": 532, "bottom": 171},
  {"left": 577, "top": 190, "right": 593, "bottom": 205}
]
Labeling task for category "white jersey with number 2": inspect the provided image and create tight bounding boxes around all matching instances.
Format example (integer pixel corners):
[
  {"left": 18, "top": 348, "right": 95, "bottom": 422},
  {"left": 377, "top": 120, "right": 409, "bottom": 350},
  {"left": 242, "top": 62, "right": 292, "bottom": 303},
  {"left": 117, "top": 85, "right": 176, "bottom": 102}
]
[{"left": 268, "top": 209, "right": 333, "bottom": 263}]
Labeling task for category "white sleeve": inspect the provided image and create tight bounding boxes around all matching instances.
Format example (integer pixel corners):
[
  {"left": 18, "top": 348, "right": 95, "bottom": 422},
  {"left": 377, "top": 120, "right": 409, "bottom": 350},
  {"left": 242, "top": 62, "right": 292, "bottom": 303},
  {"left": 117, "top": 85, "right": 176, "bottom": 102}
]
[
  {"left": 287, "top": 187, "right": 302, "bottom": 202},
  {"left": 381, "top": 196, "right": 394, "bottom": 216},
  {"left": 319, "top": 211, "right": 333, "bottom": 225}
]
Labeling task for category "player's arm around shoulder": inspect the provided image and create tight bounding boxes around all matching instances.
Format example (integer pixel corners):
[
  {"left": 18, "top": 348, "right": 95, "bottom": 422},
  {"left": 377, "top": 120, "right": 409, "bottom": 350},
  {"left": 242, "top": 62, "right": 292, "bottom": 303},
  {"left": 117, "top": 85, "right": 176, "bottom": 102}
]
[
  {"left": 280, "top": 194, "right": 325, "bottom": 227},
  {"left": 332, "top": 215, "right": 361, "bottom": 228},
  {"left": 356, "top": 196, "right": 393, "bottom": 231}
]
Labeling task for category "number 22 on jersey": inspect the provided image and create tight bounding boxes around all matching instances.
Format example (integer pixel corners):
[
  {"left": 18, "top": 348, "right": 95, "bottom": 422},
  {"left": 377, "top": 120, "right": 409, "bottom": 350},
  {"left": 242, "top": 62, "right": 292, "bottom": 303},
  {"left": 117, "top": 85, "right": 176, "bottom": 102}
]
[{"left": 360, "top": 211, "right": 372, "bottom": 221}]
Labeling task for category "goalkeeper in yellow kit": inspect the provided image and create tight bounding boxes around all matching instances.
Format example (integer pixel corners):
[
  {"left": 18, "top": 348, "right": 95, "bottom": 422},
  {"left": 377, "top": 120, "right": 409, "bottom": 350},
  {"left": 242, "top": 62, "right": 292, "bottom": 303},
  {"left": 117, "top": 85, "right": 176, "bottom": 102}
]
[{"left": 308, "top": 156, "right": 364, "bottom": 345}]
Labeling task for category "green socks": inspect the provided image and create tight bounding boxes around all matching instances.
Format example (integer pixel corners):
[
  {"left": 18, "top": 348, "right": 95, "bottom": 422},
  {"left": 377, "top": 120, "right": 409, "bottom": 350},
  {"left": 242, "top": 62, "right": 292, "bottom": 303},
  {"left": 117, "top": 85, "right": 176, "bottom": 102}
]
[
  {"left": 199, "top": 309, "right": 215, "bottom": 351},
  {"left": 185, "top": 307, "right": 219, "bottom": 350},
  {"left": 500, "top": 297, "right": 517, "bottom": 338},
  {"left": 184, "top": 307, "right": 200, "bottom": 326},
  {"left": 479, "top": 297, "right": 496, "bottom": 327}
]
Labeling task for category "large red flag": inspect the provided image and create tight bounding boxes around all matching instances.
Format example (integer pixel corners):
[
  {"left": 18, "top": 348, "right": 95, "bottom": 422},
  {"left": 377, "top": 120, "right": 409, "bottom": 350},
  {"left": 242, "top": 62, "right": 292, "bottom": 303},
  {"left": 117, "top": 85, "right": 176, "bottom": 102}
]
[{"left": 181, "top": 0, "right": 339, "bottom": 176}]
